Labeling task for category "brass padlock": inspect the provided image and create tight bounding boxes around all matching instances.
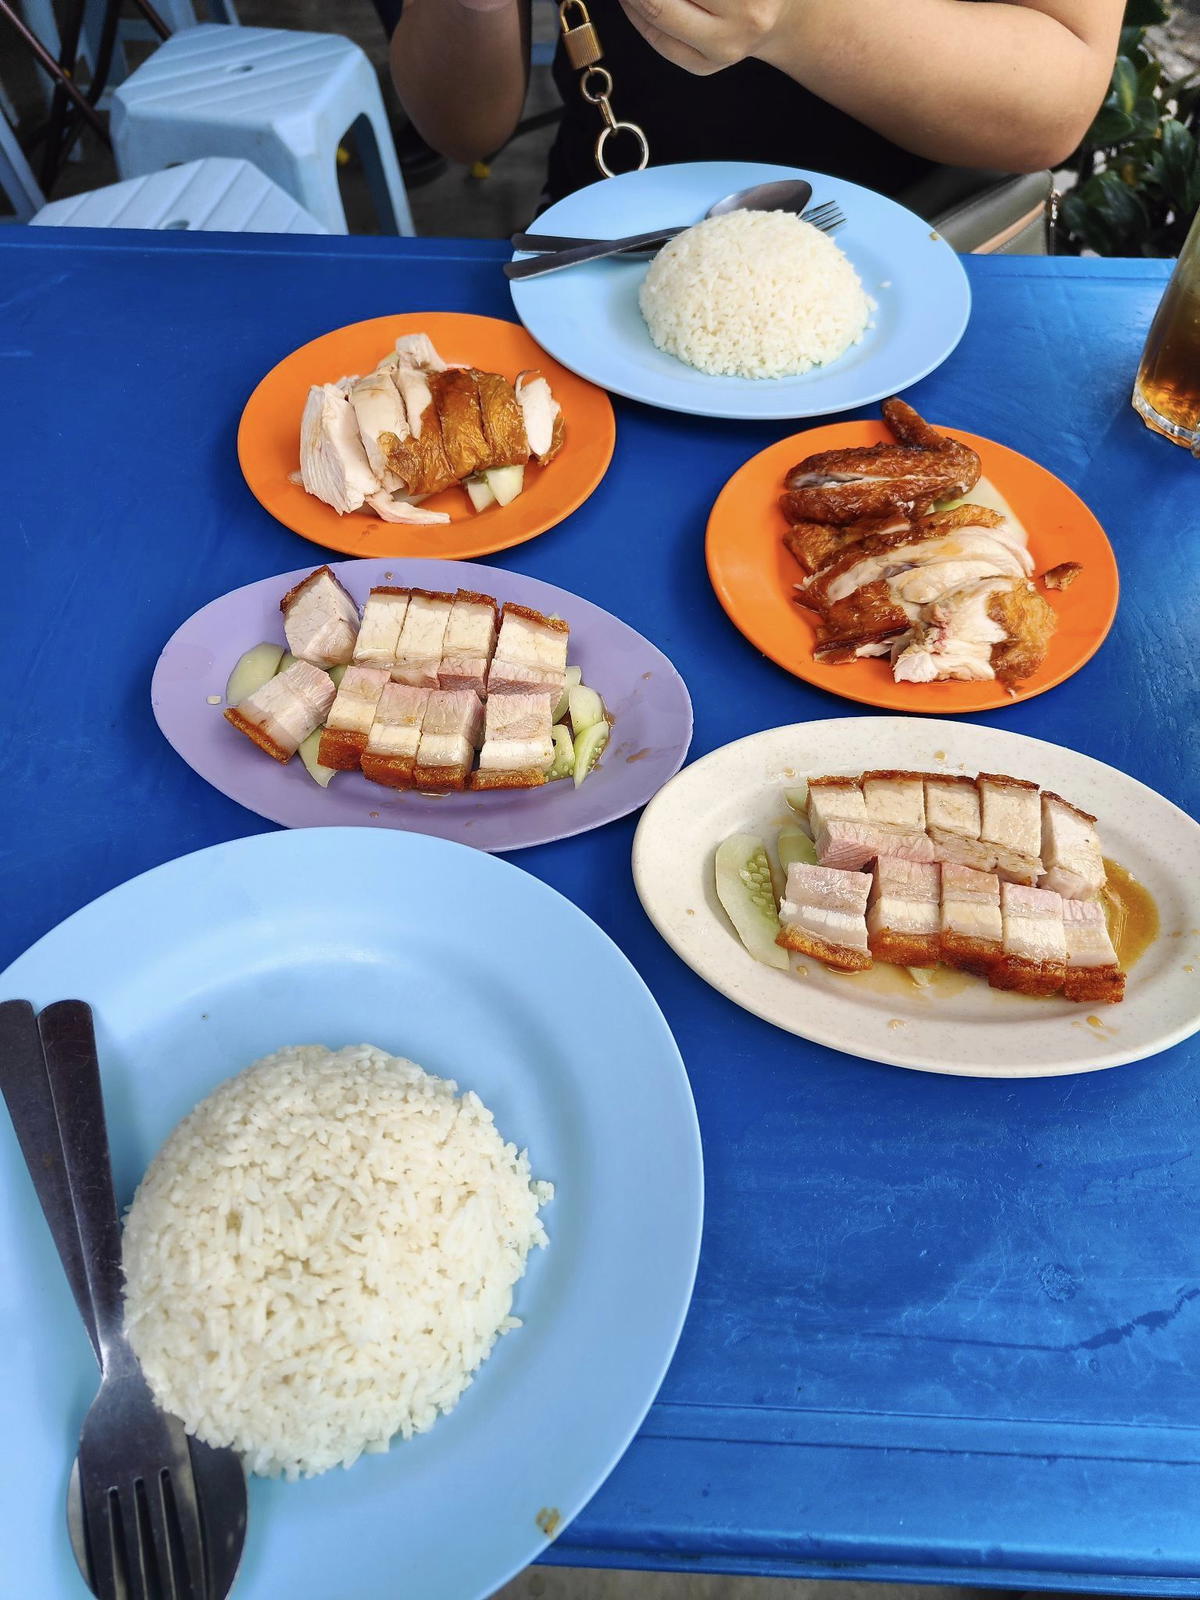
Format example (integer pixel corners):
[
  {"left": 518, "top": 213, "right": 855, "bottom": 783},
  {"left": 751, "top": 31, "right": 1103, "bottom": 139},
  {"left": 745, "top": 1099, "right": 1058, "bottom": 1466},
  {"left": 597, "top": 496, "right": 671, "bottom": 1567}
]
[{"left": 559, "top": 0, "right": 603, "bottom": 70}]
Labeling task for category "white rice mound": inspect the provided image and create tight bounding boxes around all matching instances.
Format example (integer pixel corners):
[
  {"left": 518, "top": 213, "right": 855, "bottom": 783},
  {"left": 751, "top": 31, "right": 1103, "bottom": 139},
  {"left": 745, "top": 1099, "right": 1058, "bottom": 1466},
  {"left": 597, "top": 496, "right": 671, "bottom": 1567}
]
[
  {"left": 638, "top": 209, "right": 872, "bottom": 380},
  {"left": 122, "top": 1044, "right": 552, "bottom": 1480}
]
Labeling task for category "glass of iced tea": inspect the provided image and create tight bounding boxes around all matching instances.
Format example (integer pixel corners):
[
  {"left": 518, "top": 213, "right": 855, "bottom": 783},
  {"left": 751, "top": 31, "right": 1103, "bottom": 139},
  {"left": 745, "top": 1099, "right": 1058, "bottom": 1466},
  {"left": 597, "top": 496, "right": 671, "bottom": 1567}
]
[{"left": 1133, "top": 204, "right": 1200, "bottom": 453}]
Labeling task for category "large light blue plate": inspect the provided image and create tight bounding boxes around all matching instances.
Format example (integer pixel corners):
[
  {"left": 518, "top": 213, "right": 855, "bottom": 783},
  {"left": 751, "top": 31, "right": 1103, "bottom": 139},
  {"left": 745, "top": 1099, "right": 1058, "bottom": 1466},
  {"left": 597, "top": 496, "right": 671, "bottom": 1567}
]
[
  {"left": 510, "top": 161, "right": 971, "bottom": 420},
  {"left": 0, "top": 829, "right": 703, "bottom": 1600}
]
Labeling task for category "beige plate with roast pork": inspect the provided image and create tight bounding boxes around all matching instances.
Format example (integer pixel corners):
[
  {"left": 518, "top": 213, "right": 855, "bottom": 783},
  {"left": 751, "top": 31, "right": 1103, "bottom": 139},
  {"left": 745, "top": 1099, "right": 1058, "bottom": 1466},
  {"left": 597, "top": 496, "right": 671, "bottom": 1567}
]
[{"left": 632, "top": 718, "right": 1200, "bottom": 1077}]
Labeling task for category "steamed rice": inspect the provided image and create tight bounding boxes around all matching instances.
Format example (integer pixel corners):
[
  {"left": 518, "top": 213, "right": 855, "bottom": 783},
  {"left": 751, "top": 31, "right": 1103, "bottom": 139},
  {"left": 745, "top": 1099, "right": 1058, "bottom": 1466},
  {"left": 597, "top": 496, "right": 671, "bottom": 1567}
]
[
  {"left": 122, "top": 1044, "right": 552, "bottom": 1479},
  {"left": 638, "top": 209, "right": 872, "bottom": 380}
]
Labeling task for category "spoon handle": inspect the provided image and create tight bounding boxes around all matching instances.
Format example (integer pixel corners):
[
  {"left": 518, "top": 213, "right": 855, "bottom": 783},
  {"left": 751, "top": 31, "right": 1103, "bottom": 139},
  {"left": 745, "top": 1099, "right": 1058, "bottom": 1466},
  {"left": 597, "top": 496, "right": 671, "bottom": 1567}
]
[
  {"left": 0, "top": 999, "right": 101, "bottom": 1363},
  {"left": 511, "top": 228, "right": 683, "bottom": 254},
  {"left": 38, "top": 1000, "right": 130, "bottom": 1371},
  {"left": 504, "top": 228, "right": 684, "bottom": 279}
]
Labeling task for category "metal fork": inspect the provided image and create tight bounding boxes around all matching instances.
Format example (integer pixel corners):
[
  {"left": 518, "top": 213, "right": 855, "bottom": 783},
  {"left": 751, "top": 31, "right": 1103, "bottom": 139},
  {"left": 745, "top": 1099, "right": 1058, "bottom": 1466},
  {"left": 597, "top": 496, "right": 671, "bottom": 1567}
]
[{"left": 0, "top": 1000, "right": 247, "bottom": 1600}]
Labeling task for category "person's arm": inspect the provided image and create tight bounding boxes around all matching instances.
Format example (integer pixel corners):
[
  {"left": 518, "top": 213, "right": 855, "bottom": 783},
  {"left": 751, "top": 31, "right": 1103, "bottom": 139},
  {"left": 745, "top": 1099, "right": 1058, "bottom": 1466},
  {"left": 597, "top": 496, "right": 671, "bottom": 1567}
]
[
  {"left": 390, "top": 0, "right": 531, "bottom": 165},
  {"left": 616, "top": 0, "right": 1124, "bottom": 174}
]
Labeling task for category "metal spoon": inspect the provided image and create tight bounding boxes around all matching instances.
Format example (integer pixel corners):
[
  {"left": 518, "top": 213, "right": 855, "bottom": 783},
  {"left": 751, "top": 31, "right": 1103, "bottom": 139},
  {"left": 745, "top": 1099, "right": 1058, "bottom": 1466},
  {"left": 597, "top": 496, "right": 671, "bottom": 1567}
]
[{"left": 504, "top": 176, "right": 814, "bottom": 280}]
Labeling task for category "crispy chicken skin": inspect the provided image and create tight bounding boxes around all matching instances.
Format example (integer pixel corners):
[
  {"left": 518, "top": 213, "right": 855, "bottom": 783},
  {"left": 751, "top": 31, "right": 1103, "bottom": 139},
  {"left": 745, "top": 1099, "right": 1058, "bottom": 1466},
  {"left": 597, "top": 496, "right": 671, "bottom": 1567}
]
[
  {"left": 383, "top": 366, "right": 458, "bottom": 496},
  {"left": 986, "top": 581, "right": 1057, "bottom": 685},
  {"left": 782, "top": 399, "right": 981, "bottom": 525},
  {"left": 429, "top": 369, "right": 493, "bottom": 482},
  {"left": 473, "top": 371, "right": 531, "bottom": 467},
  {"left": 1043, "top": 562, "right": 1083, "bottom": 591}
]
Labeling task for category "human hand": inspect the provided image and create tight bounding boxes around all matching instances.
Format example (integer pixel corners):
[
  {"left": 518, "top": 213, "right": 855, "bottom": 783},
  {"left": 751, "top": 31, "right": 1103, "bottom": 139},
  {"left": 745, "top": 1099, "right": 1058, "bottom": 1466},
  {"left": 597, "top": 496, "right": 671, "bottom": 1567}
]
[{"left": 617, "top": 0, "right": 792, "bottom": 73}]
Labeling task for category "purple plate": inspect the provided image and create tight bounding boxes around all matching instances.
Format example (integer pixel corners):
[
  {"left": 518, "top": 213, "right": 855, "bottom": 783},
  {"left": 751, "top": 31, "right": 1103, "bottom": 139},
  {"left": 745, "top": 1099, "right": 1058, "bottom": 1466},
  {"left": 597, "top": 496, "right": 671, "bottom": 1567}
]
[{"left": 152, "top": 558, "right": 693, "bottom": 852}]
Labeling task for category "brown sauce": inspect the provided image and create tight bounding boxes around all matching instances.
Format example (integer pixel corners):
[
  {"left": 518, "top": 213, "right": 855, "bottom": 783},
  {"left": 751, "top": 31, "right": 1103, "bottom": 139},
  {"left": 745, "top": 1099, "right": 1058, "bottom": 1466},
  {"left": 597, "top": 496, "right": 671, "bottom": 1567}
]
[
  {"left": 1102, "top": 858, "right": 1159, "bottom": 969},
  {"left": 829, "top": 961, "right": 975, "bottom": 1000}
]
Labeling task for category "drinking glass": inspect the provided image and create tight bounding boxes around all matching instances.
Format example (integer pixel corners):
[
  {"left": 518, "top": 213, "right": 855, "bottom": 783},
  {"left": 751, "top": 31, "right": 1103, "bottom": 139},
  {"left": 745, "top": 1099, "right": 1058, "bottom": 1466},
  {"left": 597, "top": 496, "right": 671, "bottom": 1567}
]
[{"left": 1133, "top": 203, "right": 1200, "bottom": 453}]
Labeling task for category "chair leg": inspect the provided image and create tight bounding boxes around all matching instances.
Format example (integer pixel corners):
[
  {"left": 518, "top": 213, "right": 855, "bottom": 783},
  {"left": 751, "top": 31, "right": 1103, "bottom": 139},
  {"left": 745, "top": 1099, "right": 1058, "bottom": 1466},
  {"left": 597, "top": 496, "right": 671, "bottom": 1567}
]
[
  {"left": 0, "top": 111, "right": 45, "bottom": 219},
  {"left": 352, "top": 109, "right": 414, "bottom": 236}
]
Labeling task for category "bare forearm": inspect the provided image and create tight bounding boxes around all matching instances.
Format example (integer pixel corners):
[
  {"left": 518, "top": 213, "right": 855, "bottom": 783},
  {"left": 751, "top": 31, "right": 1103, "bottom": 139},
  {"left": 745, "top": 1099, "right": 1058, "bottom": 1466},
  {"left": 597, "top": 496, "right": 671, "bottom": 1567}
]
[
  {"left": 390, "top": 0, "right": 529, "bottom": 164},
  {"left": 755, "top": 0, "right": 1120, "bottom": 172}
]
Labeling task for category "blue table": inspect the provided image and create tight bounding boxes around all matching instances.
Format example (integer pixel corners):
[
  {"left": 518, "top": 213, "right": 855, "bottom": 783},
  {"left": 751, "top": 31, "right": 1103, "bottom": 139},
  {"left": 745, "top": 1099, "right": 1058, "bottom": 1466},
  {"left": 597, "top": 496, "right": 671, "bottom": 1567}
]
[{"left": 3, "top": 229, "right": 1198, "bottom": 1594}]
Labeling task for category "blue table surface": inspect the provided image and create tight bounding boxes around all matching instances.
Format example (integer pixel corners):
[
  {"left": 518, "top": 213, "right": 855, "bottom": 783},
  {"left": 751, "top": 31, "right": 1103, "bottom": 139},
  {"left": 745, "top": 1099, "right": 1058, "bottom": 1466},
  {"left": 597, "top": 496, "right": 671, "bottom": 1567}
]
[{"left": 3, "top": 228, "right": 1199, "bottom": 1594}]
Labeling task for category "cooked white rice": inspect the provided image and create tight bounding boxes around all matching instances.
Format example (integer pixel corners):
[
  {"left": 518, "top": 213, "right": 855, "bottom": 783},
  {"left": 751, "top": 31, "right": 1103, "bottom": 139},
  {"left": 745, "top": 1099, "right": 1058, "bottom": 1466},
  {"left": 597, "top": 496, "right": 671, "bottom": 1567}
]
[
  {"left": 638, "top": 209, "right": 872, "bottom": 380},
  {"left": 122, "top": 1044, "right": 552, "bottom": 1480}
]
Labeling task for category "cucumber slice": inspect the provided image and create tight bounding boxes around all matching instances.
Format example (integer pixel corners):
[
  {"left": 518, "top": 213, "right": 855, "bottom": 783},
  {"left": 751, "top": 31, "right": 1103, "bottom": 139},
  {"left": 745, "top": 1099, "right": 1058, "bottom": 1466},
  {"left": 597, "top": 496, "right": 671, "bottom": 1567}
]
[
  {"left": 328, "top": 664, "right": 348, "bottom": 688},
  {"left": 906, "top": 966, "right": 935, "bottom": 987},
  {"left": 565, "top": 665, "right": 583, "bottom": 689},
  {"left": 466, "top": 476, "right": 496, "bottom": 513},
  {"left": 714, "top": 835, "right": 789, "bottom": 970},
  {"left": 298, "top": 728, "right": 337, "bottom": 788},
  {"left": 568, "top": 684, "right": 604, "bottom": 735},
  {"left": 783, "top": 784, "right": 810, "bottom": 815},
  {"left": 226, "top": 642, "right": 283, "bottom": 705},
  {"left": 546, "top": 724, "right": 575, "bottom": 780},
  {"left": 552, "top": 666, "right": 585, "bottom": 723},
  {"left": 276, "top": 652, "right": 298, "bottom": 674},
  {"left": 572, "top": 720, "right": 609, "bottom": 787},
  {"left": 777, "top": 826, "right": 818, "bottom": 872},
  {"left": 483, "top": 464, "right": 525, "bottom": 506}
]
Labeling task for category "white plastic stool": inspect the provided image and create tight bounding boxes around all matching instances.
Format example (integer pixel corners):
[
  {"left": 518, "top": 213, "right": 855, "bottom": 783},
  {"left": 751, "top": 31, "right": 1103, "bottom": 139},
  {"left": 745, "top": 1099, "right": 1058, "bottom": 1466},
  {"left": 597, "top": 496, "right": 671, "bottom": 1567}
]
[
  {"left": 0, "top": 111, "right": 44, "bottom": 221},
  {"left": 110, "top": 24, "right": 414, "bottom": 235},
  {"left": 29, "top": 156, "right": 328, "bottom": 232}
]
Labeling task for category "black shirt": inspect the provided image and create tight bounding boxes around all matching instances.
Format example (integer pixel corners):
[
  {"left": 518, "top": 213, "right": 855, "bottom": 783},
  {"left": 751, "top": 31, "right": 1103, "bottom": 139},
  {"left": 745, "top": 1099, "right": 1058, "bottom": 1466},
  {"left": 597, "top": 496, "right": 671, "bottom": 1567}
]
[{"left": 545, "top": 0, "right": 936, "bottom": 204}]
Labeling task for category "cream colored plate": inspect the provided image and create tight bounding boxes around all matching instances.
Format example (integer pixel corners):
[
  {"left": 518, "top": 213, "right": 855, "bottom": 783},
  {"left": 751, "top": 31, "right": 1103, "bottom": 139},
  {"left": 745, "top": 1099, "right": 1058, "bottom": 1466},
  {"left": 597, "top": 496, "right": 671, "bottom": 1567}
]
[{"left": 632, "top": 718, "right": 1200, "bottom": 1077}]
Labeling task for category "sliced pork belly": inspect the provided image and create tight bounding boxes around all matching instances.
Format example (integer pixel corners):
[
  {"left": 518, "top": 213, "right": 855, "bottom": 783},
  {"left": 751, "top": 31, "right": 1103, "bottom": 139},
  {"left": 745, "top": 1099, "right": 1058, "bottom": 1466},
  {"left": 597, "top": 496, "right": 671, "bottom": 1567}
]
[
  {"left": 1040, "top": 791, "right": 1106, "bottom": 901},
  {"left": 990, "top": 883, "right": 1067, "bottom": 997},
  {"left": 280, "top": 566, "right": 360, "bottom": 668},
  {"left": 862, "top": 770, "right": 927, "bottom": 831},
  {"left": 224, "top": 660, "right": 334, "bottom": 764},
  {"left": 353, "top": 587, "right": 410, "bottom": 670},
  {"left": 776, "top": 862, "right": 872, "bottom": 972},
  {"left": 487, "top": 604, "right": 569, "bottom": 698},
  {"left": 360, "top": 683, "right": 430, "bottom": 788},
  {"left": 413, "top": 689, "right": 486, "bottom": 792},
  {"left": 349, "top": 370, "right": 407, "bottom": 492},
  {"left": 866, "top": 858, "right": 941, "bottom": 965},
  {"left": 439, "top": 589, "right": 499, "bottom": 695},
  {"left": 317, "top": 666, "right": 390, "bottom": 771},
  {"left": 807, "top": 774, "right": 935, "bottom": 871},
  {"left": 978, "top": 773, "right": 1044, "bottom": 885},
  {"left": 939, "top": 863, "right": 1003, "bottom": 976},
  {"left": 472, "top": 691, "right": 554, "bottom": 790},
  {"left": 515, "top": 372, "right": 564, "bottom": 466},
  {"left": 299, "top": 384, "right": 379, "bottom": 515},
  {"left": 392, "top": 589, "right": 455, "bottom": 688},
  {"left": 923, "top": 775, "right": 996, "bottom": 871},
  {"left": 474, "top": 371, "right": 530, "bottom": 466},
  {"left": 429, "top": 369, "right": 493, "bottom": 481},
  {"left": 1061, "top": 899, "right": 1125, "bottom": 1004}
]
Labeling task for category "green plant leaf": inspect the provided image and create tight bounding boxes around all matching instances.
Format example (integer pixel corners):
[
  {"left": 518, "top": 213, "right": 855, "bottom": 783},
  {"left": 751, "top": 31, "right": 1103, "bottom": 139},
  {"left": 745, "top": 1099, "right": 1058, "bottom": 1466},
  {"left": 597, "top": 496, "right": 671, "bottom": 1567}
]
[
  {"left": 1130, "top": 95, "right": 1164, "bottom": 139},
  {"left": 1122, "top": 0, "right": 1167, "bottom": 26},
  {"left": 1113, "top": 56, "right": 1139, "bottom": 114},
  {"left": 1091, "top": 104, "right": 1137, "bottom": 143}
]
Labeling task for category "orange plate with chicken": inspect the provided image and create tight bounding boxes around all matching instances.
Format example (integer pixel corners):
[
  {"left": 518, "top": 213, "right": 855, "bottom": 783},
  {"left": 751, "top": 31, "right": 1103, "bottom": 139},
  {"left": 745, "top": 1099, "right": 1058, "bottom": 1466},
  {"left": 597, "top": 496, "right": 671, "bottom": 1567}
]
[
  {"left": 705, "top": 405, "right": 1119, "bottom": 714},
  {"left": 238, "top": 313, "right": 616, "bottom": 560}
]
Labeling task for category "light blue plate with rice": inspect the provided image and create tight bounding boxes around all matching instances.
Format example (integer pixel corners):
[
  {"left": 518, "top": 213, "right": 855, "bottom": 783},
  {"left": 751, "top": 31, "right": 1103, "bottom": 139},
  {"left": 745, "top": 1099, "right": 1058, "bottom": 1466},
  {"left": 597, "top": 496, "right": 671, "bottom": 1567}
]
[
  {"left": 509, "top": 160, "right": 971, "bottom": 421},
  {"left": 0, "top": 828, "right": 703, "bottom": 1600}
]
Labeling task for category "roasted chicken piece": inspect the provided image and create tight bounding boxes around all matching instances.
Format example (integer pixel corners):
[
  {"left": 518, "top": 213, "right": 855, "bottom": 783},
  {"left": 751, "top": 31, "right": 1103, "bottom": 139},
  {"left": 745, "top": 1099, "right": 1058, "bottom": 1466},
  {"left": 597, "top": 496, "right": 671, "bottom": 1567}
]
[
  {"left": 776, "top": 861, "right": 873, "bottom": 972},
  {"left": 353, "top": 587, "right": 411, "bottom": 670},
  {"left": 384, "top": 365, "right": 458, "bottom": 496},
  {"left": 280, "top": 566, "right": 360, "bottom": 669},
  {"left": 939, "top": 863, "right": 1003, "bottom": 976},
  {"left": 474, "top": 371, "right": 531, "bottom": 466},
  {"left": 515, "top": 372, "right": 564, "bottom": 466},
  {"left": 438, "top": 589, "right": 499, "bottom": 696},
  {"left": 1061, "top": 899, "right": 1125, "bottom": 1003},
  {"left": 429, "top": 369, "right": 493, "bottom": 482},
  {"left": 348, "top": 370, "right": 408, "bottom": 492},
  {"left": 360, "top": 683, "right": 430, "bottom": 788},
  {"left": 1043, "top": 562, "right": 1083, "bottom": 591},
  {"left": 318, "top": 666, "right": 391, "bottom": 771},
  {"left": 225, "top": 660, "right": 335, "bottom": 764},
  {"left": 781, "top": 399, "right": 981, "bottom": 525},
  {"left": 866, "top": 858, "right": 941, "bottom": 966},
  {"left": 487, "top": 604, "right": 569, "bottom": 699},
  {"left": 472, "top": 691, "right": 554, "bottom": 790},
  {"left": 990, "top": 883, "right": 1067, "bottom": 996},
  {"left": 299, "top": 384, "right": 379, "bottom": 515},
  {"left": 392, "top": 589, "right": 455, "bottom": 688}
]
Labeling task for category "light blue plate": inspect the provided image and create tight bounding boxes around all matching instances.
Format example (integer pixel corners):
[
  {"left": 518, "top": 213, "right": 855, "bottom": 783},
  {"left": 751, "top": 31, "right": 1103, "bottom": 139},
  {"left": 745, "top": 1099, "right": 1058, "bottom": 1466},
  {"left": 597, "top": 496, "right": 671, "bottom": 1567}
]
[
  {"left": 0, "top": 829, "right": 703, "bottom": 1600},
  {"left": 509, "top": 161, "right": 971, "bottom": 420}
]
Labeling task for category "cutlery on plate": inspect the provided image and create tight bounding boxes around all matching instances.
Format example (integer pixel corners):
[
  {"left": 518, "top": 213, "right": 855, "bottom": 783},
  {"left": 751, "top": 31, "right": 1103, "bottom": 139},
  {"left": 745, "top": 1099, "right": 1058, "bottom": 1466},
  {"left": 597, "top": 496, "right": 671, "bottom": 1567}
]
[
  {"left": 505, "top": 177, "right": 848, "bottom": 279},
  {"left": 0, "top": 999, "right": 248, "bottom": 1600},
  {"left": 510, "top": 200, "right": 846, "bottom": 261}
]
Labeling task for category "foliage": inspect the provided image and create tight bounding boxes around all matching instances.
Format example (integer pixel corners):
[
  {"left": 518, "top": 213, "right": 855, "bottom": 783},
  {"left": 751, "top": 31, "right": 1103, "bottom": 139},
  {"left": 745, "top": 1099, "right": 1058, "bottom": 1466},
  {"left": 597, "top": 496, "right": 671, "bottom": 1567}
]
[{"left": 1058, "top": 0, "right": 1200, "bottom": 256}]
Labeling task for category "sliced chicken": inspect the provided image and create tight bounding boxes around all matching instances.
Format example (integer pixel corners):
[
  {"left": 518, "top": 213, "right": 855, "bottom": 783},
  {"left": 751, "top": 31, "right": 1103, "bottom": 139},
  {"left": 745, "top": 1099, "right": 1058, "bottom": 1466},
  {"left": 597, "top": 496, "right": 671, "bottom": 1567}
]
[
  {"left": 224, "top": 660, "right": 335, "bottom": 764},
  {"left": 776, "top": 862, "right": 873, "bottom": 972},
  {"left": 360, "top": 683, "right": 430, "bottom": 788},
  {"left": 807, "top": 580, "right": 911, "bottom": 662},
  {"left": 392, "top": 589, "right": 455, "bottom": 688},
  {"left": 986, "top": 580, "right": 1057, "bottom": 686},
  {"left": 472, "top": 691, "right": 554, "bottom": 790},
  {"left": 1061, "top": 898, "right": 1125, "bottom": 1004},
  {"left": 783, "top": 514, "right": 909, "bottom": 578},
  {"left": 280, "top": 566, "right": 360, "bottom": 668},
  {"left": 349, "top": 370, "right": 408, "bottom": 492},
  {"left": 978, "top": 773, "right": 1044, "bottom": 885},
  {"left": 923, "top": 775, "right": 996, "bottom": 871},
  {"left": 1040, "top": 791, "right": 1106, "bottom": 901},
  {"left": 393, "top": 333, "right": 451, "bottom": 373},
  {"left": 353, "top": 587, "right": 411, "bottom": 670},
  {"left": 866, "top": 858, "right": 941, "bottom": 966},
  {"left": 939, "top": 863, "right": 1003, "bottom": 976},
  {"left": 365, "top": 490, "right": 451, "bottom": 526},
  {"left": 413, "top": 689, "right": 486, "bottom": 792},
  {"left": 474, "top": 371, "right": 531, "bottom": 466},
  {"left": 487, "top": 604, "right": 569, "bottom": 699},
  {"left": 318, "top": 666, "right": 391, "bottom": 770},
  {"left": 299, "top": 384, "right": 380, "bottom": 515},
  {"left": 991, "top": 882, "right": 1067, "bottom": 996},
  {"left": 385, "top": 367, "right": 458, "bottom": 495},
  {"left": 862, "top": 770, "right": 928, "bottom": 831},
  {"left": 892, "top": 577, "right": 1011, "bottom": 683},
  {"left": 515, "top": 372, "right": 564, "bottom": 466},
  {"left": 430, "top": 368, "right": 493, "bottom": 481},
  {"left": 439, "top": 589, "right": 499, "bottom": 695}
]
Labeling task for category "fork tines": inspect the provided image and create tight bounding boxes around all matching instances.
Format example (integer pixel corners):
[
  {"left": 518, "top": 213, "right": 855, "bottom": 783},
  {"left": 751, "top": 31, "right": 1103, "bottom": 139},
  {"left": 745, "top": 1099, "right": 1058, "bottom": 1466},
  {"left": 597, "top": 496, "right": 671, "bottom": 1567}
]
[{"left": 804, "top": 200, "right": 846, "bottom": 234}]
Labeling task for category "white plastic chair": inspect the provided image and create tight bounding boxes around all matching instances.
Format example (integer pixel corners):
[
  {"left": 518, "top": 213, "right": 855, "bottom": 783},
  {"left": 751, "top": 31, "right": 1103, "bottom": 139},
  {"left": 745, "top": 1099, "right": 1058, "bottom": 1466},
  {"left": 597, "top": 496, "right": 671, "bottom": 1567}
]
[
  {"left": 111, "top": 24, "right": 414, "bottom": 235},
  {"left": 0, "top": 107, "right": 44, "bottom": 220},
  {"left": 29, "top": 155, "right": 328, "bottom": 232}
]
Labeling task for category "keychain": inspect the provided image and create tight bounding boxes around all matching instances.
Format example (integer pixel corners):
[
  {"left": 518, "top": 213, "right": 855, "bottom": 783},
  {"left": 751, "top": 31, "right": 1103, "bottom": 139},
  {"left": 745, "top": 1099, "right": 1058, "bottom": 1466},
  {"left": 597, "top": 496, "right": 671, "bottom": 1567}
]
[{"left": 557, "top": 0, "right": 650, "bottom": 177}]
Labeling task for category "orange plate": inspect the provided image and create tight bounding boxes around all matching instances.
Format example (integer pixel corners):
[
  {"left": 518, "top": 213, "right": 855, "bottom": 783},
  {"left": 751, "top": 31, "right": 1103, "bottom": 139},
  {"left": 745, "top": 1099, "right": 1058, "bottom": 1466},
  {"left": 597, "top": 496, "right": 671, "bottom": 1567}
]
[
  {"left": 706, "top": 422, "right": 1119, "bottom": 715},
  {"left": 237, "top": 312, "right": 616, "bottom": 559}
]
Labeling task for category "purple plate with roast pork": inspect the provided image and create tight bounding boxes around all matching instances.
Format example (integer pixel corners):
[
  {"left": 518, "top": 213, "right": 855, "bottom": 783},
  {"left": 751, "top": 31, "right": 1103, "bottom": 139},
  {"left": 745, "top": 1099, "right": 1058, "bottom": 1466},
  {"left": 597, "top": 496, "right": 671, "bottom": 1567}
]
[{"left": 152, "top": 558, "right": 693, "bottom": 852}]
